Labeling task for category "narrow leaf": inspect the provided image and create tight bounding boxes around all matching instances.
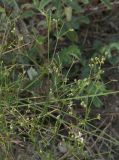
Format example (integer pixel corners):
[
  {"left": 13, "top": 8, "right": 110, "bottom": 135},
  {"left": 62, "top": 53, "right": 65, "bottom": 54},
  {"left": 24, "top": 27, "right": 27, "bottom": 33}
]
[{"left": 39, "top": 0, "right": 52, "bottom": 10}]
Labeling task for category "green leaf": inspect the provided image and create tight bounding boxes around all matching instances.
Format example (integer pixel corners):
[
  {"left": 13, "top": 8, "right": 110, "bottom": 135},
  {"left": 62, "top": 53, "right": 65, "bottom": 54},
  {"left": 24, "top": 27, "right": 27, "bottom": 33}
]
[
  {"left": 86, "top": 81, "right": 106, "bottom": 107},
  {"left": 92, "top": 97, "right": 103, "bottom": 108},
  {"left": 81, "top": 0, "right": 90, "bottom": 4},
  {"left": 33, "top": 0, "right": 40, "bottom": 7},
  {"left": 39, "top": 0, "right": 52, "bottom": 10},
  {"left": 78, "top": 16, "right": 90, "bottom": 24},
  {"left": 81, "top": 66, "right": 90, "bottom": 78},
  {"left": 67, "top": 30, "right": 78, "bottom": 42},
  {"left": 55, "top": 45, "right": 81, "bottom": 65},
  {"left": 0, "top": 6, "right": 5, "bottom": 13},
  {"left": 87, "top": 82, "right": 106, "bottom": 95},
  {"left": 101, "top": 0, "right": 112, "bottom": 9},
  {"left": 64, "top": 0, "right": 82, "bottom": 12},
  {"left": 22, "top": 10, "right": 36, "bottom": 18},
  {"left": 36, "top": 36, "right": 45, "bottom": 45},
  {"left": 52, "top": 0, "right": 62, "bottom": 19},
  {"left": 109, "top": 55, "right": 119, "bottom": 65},
  {"left": 101, "top": 41, "right": 119, "bottom": 58},
  {"left": 109, "top": 42, "right": 119, "bottom": 50}
]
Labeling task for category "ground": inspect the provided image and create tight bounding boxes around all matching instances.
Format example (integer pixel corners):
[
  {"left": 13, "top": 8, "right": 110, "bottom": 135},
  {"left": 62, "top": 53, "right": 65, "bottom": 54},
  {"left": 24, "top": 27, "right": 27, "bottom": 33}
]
[{"left": 0, "top": 0, "right": 119, "bottom": 160}]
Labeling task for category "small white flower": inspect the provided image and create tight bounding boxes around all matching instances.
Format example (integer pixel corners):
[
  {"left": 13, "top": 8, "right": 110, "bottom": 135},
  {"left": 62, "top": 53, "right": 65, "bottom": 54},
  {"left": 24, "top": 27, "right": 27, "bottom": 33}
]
[{"left": 80, "top": 137, "right": 84, "bottom": 143}]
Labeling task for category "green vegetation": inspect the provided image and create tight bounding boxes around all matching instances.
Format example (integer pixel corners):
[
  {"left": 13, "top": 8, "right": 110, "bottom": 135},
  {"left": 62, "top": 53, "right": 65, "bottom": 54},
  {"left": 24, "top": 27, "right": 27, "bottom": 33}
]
[{"left": 0, "top": 0, "right": 119, "bottom": 159}]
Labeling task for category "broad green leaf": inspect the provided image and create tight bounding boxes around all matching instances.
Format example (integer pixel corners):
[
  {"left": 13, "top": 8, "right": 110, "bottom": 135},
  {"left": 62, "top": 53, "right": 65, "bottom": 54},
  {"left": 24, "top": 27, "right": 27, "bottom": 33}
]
[
  {"left": 109, "top": 55, "right": 119, "bottom": 65},
  {"left": 86, "top": 81, "right": 106, "bottom": 107},
  {"left": 52, "top": 0, "right": 62, "bottom": 19},
  {"left": 22, "top": 10, "right": 36, "bottom": 18},
  {"left": 101, "top": 42, "right": 119, "bottom": 58},
  {"left": 64, "top": 0, "right": 82, "bottom": 12},
  {"left": 36, "top": 36, "right": 45, "bottom": 45},
  {"left": 110, "top": 42, "right": 119, "bottom": 50},
  {"left": 81, "top": 0, "right": 90, "bottom": 4},
  {"left": 0, "top": 6, "right": 5, "bottom": 13},
  {"left": 87, "top": 82, "right": 106, "bottom": 95},
  {"left": 33, "top": 0, "right": 40, "bottom": 7},
  {"left": 78, "top": 16, "right": 90, "bottom": 24},
  {"left": 93, "top": 97, "right": 103, "bottom": 108},
  {"left": 55, "top": 45, "right": 81, "bottom": 65},
  {"left": 67, "top": 30, "right": 78, "bottom": 42},
  {"left": 81, "top": 66, "right": 90, "bottom": 78},
  {"left": 101, "top": 0, "right": 112, "bottom": 9}
]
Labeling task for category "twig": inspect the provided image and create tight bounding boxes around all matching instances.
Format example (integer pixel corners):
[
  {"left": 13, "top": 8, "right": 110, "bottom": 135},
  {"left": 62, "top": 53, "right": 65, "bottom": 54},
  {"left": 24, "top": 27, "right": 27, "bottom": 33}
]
[
  {"left": 90, "top": 117, "right": 113, "bottom": 149},
  {"left": 58, "top": 151, "right": 69, "bottom": 160},
  {"left": 90, "top": 136, "right": 105, "bottom": 160},
  {"left": 1, "top": 42, "right": 32, "bottom": 55}
]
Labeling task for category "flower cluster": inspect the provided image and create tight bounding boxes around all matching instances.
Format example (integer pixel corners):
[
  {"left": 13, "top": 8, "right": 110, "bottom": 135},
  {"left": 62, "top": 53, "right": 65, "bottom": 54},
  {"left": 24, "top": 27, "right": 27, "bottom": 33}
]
[
  {"left": 80, "top": 101, "right": 87, "bottom": 108},
  {"left": 89, "top": 56, "right": 106, "bottom": 68},
  {"left": 69, "top": 127, "right": 84, "bottom": 145}
]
